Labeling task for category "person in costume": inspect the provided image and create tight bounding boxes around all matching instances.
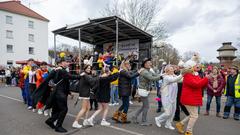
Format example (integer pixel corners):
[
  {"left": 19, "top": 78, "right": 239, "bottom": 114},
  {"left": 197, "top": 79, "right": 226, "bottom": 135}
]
[
  {"left": 45, "top": 57, "right": 82, "bottom": 133},
  {"left": 23, "top": 58, "right": 35, "bottom": 110},
  {"left": 155, "top": 65, "right": 182, "bottom": 130},
  {"left": 35, "top": 61, "right": 49, "bottom": 115},
  {"left": 173, "top": 63, "right": 190, "bottom": 121}
]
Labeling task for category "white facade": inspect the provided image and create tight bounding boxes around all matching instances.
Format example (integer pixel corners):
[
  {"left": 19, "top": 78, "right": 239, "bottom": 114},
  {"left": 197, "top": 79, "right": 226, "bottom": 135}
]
[{"left": 0, "top": 10, "right": 48, "bottom": 66}]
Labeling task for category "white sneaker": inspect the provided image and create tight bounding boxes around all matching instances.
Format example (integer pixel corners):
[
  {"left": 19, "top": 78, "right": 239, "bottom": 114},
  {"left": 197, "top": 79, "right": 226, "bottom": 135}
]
[
  {"left": 83, "top": 119, "right": 92, "bottom": 126},
  {"left": 32, "top": 109, "right": 37, "bottom": 113},
  {"left": 101, "top": 120, "right": 111, "bottom": 126},
  {"left": 155, "top": 117, "right": 161, "bottom": 127},
  {"left": 38, "top": 109, "right": 43, "bottom": 115},
  {"left": 129, "top": 101, "right": 133, "bottom": 105},
  {"left": 27, "top": 106, "right": 32, "bottom": 110},
  {"left": 165, "top": 124, "right": 175, "bottom": 130},
  {"left": 72, "top": 121, "right": 82, "bottom": 129},
  {"left": 115, "top": 103, "right": 119, "bottom": 106},
  {"left": 109, "top": 103, "right": 114, "bottom": 106},
  {"left": 87, "top": 118, "right": 94, "bottom": 126},
  {"left": 44, "top": 110, "right": 49, "bottom": 116}
]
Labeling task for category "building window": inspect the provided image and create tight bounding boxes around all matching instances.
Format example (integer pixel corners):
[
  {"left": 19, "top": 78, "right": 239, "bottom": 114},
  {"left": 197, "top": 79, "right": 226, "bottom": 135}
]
[
  {"left": 6, "top": 16, "right": 13, "bottom": 24},
  {"left": 29, "top": 34, "right": 34, "bottom": 42},
  {"left": 29, "top": 47, "right": 34, "bottom": 54},
  {"left": 7, "top": 60, "right": 13, "bottom": 66},
  {"left": 6, "top": 45, "right": 13, "bottom": 53},
  {"left": 6, "top": 30, "right": 13, "bottom": 39},
  {"left": 28, "top": 21, "right": 34, "bottom": 29}
]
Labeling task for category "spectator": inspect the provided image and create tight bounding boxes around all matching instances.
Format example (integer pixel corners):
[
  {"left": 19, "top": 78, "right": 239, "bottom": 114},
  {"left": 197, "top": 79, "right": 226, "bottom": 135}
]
[
  {"left": 109, "top": 65, "right": 119, "bottom": 106},
  {"left": 5, "top": 67, "right": 11, "bottom": 86},
  {"left": 223, "top": 65, "right": 240, "bottom": 121},
  {"left": 204, "top": 66, "right": 225, "bottom": 117},
  {"left": 0, "top": 67, "right": 6, "bottom": 83},
  {"left": 11, "top": 68, "right": 17, "bottom": 86}
]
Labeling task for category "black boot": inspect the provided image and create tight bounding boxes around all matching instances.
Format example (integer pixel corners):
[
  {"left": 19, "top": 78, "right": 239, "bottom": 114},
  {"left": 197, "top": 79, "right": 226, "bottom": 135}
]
[
  {"left": 55, "top": 126, "right": 68, "bottom": 133},
  {"left": 45, "top": 119, "right": 55, "bottom": 129},
  {"left": 174, "top": 117, "right": 180, "bottom": 121},
  {"left": 156, "top": 108, "right": 161, "bottom": 113}
]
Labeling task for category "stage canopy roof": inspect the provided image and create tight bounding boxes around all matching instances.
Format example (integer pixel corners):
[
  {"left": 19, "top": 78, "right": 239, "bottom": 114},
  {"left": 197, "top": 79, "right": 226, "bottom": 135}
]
[{"left": 52, "top": 16, "right": 153, "bottom": 45}]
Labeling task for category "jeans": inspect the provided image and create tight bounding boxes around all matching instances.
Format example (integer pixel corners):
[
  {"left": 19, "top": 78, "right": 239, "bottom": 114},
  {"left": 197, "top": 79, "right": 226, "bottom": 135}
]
[
  {"left": 24, "top": 78, "right": 32, "bottom": 107},
  {"left": 131, "top": 77, "right": 138, "bottom": 99},
  {"left": 110, "top": 85, "right": 119, "bottom": 104},
  {"left": 118, "top": 96, "right": 130, "bottom": 113},
  {"left": 206, "top": 95, "right": 221, "bottom": 113},
  {"left": 223, "top": 96, "right": 240, "bottom": 119},
  {"left": 11, "top": 77, "right": 16, "bottom": 86},
  {"left": 21, "top": 88, "right": 27, "bottom": 103}
]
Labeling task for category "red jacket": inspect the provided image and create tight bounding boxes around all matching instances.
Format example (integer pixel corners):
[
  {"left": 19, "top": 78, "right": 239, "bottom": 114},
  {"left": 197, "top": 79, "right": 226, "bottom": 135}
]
[{"left": 181, "top": 73, "right": 208, "bottom": 106}]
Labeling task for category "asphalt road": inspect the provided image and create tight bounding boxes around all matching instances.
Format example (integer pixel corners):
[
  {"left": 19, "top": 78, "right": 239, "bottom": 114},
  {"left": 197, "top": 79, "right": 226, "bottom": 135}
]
[{"left": 0, "top": 85, "right": 239, "bottom": 135}]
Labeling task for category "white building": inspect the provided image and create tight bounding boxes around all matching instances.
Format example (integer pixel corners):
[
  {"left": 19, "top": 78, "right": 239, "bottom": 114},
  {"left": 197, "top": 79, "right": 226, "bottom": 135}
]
[{"left": 0, "top": 1, "right": 49, "bottom": 66}]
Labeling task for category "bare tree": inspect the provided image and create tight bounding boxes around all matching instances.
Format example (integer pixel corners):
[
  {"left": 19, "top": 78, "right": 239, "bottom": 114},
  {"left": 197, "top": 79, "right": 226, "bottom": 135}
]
[
  {"left": 152, "top": 42, "right": 180, "bottom": 66},
  {"left": 48, "top": 44, "right": 81, "bottom": 58},
  {"left": 101, "top": 0, "right": 168, "bottom": 41},
  {"left": 182, "top": 51, "right": 196, "bottom": 61},
  {"left": 163, "top": 44, "right": 180, "bottom": 65}
]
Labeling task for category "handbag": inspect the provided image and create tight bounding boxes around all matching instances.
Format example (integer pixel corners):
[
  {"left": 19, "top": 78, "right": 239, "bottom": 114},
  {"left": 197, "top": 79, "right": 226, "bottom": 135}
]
[
  {"left": 69, "top": 80, "right": 80, "bottom": 93},
  {"left": 48, "top": 79, "right": 63, "bottom": 91},
  {"left": 45, "top": 79, "right": 63, "bottom": 110},
  {"left": 137, "top": 88, "right": 150, "bottom": 97}
]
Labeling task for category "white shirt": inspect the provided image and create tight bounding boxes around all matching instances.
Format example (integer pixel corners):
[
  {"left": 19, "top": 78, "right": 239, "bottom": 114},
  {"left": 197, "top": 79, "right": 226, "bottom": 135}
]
[
  {"left": 5, "top": 70, "right": 11, "bottom": 77},
  {"left": 29, "top": 71, "right": 36, "bottom": 84}
]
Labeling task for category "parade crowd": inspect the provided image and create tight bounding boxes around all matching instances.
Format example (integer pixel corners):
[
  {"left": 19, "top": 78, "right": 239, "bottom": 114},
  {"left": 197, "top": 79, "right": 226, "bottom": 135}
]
[{"left": 0, "top": 52, "right": 239, "bottom": 135}]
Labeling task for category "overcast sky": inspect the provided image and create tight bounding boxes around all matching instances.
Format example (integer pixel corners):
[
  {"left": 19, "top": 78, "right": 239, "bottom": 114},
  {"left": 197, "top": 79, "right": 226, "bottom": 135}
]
[{"left": 18, "top": 0, "right": 240, "bottom": 62}]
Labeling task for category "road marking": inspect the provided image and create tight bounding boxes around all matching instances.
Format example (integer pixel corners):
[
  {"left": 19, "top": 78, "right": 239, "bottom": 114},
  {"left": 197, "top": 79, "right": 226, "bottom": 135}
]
[
  {"left": 0, "top": 94, "right": 144, "bottom": 135},
  {"left": 0, "top": 94, "right": 23, "bottom": 102}
]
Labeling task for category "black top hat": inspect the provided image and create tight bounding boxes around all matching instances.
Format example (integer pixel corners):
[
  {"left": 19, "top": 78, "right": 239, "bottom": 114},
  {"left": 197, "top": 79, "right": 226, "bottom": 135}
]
[{"left": 141, "top": 58, "right": 152, "bottom": 67}]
